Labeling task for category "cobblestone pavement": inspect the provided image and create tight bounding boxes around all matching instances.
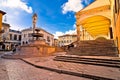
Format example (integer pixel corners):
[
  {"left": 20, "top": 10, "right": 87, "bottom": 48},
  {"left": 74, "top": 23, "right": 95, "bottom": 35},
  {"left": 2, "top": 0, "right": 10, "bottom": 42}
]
[
  {"left": 0, "top": 58, "right": 9, "bottom": 80},
  {"left": 22, "top": 56, "right": 120, "bottom": 80},
  {"left": 1, "top": 58, "right": 91, "bottom": 80}
]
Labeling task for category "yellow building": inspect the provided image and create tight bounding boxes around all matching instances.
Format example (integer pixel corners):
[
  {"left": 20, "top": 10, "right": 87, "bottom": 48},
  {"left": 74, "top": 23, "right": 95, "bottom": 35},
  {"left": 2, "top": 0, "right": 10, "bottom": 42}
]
[
  {"left": 76, "top": 0, "right": 120, "bottom": 56},
  {"left": 54, "top": 39, "right": 59, "bottom": 46},
  {"left": 58, "top": 34, "right": 77, "bottom": 46},
  {"left": 0, "top": 10, "right": 6, "bottom": 41},
  {"left": 110, "top": 0, "right": 120, "bottom": 56}
]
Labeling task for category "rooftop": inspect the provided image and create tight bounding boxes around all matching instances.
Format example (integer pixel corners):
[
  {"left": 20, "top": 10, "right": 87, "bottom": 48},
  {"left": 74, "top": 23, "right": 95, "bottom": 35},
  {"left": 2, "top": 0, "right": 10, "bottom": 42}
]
[
  {"left": 9, "top": 29, "right": 21, "bottom": 34},
  {"left": 59, "top": 34, "right": 77, "bottom": 37},
  {"left": 2, "top": 23, "right": 10, "bottom": 27},
  {"left": 22, "top": 27, "right": 54, "bottom": 36},
  {"left": 0, "top": 10, "right": 6, "bottom": 15}
]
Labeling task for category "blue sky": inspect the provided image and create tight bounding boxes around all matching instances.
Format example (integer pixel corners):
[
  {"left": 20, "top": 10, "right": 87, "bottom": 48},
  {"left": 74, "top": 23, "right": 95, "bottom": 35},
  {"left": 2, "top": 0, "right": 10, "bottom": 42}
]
[{"left": 0, "top": 0, "right": 94, "bottom": 38}]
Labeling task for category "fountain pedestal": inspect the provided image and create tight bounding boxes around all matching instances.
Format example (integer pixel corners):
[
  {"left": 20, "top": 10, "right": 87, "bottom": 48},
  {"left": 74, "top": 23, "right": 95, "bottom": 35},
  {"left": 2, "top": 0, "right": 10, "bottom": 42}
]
[{"left": 17, "top": 28, "right": 56, "bottom": 57}]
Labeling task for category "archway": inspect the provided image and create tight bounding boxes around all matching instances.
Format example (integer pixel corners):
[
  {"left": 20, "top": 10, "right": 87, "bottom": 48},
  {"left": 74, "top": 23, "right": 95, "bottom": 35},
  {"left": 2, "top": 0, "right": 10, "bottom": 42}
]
[
  {"left": 95, "top": 37, "right": 107, "bottom": 40},
  {"left": 80, "top": 15, "right": 111, "bottom": 38}
]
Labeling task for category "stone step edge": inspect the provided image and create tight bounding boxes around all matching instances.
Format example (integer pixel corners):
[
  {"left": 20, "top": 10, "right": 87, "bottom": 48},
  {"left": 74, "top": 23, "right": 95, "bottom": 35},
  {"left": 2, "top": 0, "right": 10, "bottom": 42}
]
[
  {"left": 21, "top": 58, "right": 114, "bottom": 80},
  {"left": 54, "top": 57, "right": 120, "bottom": 64},
  {"left": 55, "top": 56, "right": 120, "bottom": 62},
  {"left": 54, "top": 58, "right": 120, "bottom": 68}
]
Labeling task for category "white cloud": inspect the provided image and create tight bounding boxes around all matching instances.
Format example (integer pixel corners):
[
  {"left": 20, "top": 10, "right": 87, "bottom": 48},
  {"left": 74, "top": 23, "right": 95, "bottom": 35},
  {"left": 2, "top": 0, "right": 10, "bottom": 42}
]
[
  {"left": 84, "top": 0, "right": 92, "bottom": 5},
  {"left": 54, "top": 29, "right": 76, "bottom": 39},
  {"left": 0, "top": 0, "right": 33, "bottom": 31},
  {"left": 54, "top": 32, "right": 64, "bottom": 39},
  {"left": 73, "top": 23, "right": 76, "bottom": 29},
  {"left": 62, "top": 0, "right": 83, "bottom": 14},
  {"left": 0, "top": 0, "right": 33, "bottom": 13},
  {"left": 10, "top": 24, "right": 25, "bottom": 31},
  {"left": 65, "top": 29, "right": 76, "bottom": 34},
  {"left": 54, "top": 23, "right": 77, "bottom": 39}
]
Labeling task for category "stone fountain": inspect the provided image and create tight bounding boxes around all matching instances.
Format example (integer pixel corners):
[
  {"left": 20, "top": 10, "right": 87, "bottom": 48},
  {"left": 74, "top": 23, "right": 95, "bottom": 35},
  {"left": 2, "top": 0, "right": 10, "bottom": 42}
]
[
  {"left": 2, "top": 13, "right": 65, "bottom": 58},
  {"left": 12, "top": 13, "right": 57, "bottom": 58}
]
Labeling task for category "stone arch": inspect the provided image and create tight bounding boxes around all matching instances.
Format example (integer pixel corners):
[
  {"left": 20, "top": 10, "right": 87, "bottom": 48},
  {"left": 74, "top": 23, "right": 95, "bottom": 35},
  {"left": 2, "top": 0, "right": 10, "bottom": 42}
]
[
  {"left": 95, "top": 36, "right": 108, "bottom": 40},
  {"left": 81, "top": 15, "right": 110, "bottom": 37}
]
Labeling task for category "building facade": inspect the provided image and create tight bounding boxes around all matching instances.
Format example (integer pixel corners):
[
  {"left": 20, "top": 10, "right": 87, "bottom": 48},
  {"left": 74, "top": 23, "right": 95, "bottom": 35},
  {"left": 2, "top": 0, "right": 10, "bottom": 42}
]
[
  {"left": 8, "top": 29, "right": 21, "bottom": 45},
  {"left": 0, "top": 23, "right": 21, "bottom": 50},
  {"left": 58, "top": 34, "right": 77, "bottom": 47},
  {"left": 54, "top": 39, "right": 59, "bottom": 47},
  {"left": 111, "top": 0, "right": 120, "bottom": 56},
  {"left": 76, "top": 0, "right": 120, "bottom": 56},
  {"left": 21, "top": 27, "right": 54, "bottom": 46},
  {"left": 0, "top": 10, "right": 6, "bottom": 41}
]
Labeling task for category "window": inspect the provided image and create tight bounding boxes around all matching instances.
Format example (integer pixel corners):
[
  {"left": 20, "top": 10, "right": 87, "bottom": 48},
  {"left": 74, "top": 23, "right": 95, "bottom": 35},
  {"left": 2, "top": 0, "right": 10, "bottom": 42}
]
[
  {"left": 14, "top": 35, "right": 17, "bottom": 40},
  {"left": 64, "top": 40, "right": 66, "bottom": 43},
  {"left": 24, "top": 34, "right": 26, "bottom": 37},
  {"left": 28, "top": 33, "right": 32, "bottom": 37},
  {"left": 67, "top": 40, "right": 69, "bottom": 43},
  {"left": 23, "top": 41, "right": 25, "bottom": 45},
  {"left": 59, "top": 41, "right": 61, "bottom": 43},
  {"left": 19, "top": 35, "right": 21, "bottom": 41},
  {"left": 47, "top": 36, "right": 50, "bottom": 42},
  {"left": 9, "top": 34, "right": 12, "bottom": 40}
]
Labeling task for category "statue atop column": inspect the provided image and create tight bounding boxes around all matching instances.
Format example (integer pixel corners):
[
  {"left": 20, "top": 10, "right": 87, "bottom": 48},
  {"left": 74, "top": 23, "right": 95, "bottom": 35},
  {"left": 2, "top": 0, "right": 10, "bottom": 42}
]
[
  {"left": 32, "top": 13, "right": 37, "bottom": 34},
  {"left": 32, "top": 13, "right": 43, "bottom": 41}
]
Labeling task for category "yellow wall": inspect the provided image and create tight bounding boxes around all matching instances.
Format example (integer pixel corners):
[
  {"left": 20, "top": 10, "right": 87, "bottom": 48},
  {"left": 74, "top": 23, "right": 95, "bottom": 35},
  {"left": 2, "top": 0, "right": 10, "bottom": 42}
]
[
  {"left": 110, "top": 0, "right": 120, "bottom": 56},
  {"left": 0, "top": 13, "right": 3, "bottom": 41},
  {"left": 115, "top": 12, "right": 120, "bottom": 54},
  {"left": 0, "top": 13, "right": 3, "bottom": 32}
]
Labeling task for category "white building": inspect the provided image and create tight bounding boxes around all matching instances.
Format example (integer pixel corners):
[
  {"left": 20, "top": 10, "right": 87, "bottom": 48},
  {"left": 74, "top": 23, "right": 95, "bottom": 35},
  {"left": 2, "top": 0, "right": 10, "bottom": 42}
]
[
  {"left": 0, "top": 23, "right": 21, "bottom": 50},
  {"left": 58, "top": 34, "right": 77, "bottom": 47},
  {"left": 8, "top": 29, "right": 21, "bottom": 45},
  {"left": 21, "top": 27, "right": 54, "bottom": 46}
]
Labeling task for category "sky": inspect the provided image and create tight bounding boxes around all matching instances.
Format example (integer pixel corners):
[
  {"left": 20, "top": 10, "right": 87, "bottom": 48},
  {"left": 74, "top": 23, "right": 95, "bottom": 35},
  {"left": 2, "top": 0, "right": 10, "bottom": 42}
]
[{"left": 0, "top": 0, "right": 94, "bottom": 38}]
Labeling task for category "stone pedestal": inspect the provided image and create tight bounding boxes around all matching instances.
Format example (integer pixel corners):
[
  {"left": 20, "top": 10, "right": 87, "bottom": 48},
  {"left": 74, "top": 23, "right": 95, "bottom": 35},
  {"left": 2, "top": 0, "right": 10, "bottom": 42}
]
[
  {"left": 17, "top": 40, "right": 56, "bottom": 57},
  {"left": 31, "top": 40, "right": 47, "bottom": 45}
]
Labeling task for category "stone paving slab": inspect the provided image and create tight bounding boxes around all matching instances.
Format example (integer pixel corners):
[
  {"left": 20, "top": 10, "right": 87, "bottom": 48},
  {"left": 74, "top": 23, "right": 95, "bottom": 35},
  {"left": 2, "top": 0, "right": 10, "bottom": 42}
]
[
  {"left": 0, "top": 59, "right": 9, "bottom": 80},
  {"left": 3, "top": 59, "right": 90, "bottom": 80},
  {"left": 22, "top": 56, "right": 120, "bottom": 80}
]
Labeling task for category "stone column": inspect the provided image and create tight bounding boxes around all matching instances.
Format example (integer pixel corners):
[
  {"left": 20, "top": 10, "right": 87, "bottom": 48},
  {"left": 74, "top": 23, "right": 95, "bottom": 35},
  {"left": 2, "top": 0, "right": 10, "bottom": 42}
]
[
  {"left": 32, "top": 13, "right": 37, "bottom": 40},
  {"left": 76, "top": 23, "right": 80, "bottom": 42},
  {"left": 32, "top": 14, "right": 37, "bottom": 33}
]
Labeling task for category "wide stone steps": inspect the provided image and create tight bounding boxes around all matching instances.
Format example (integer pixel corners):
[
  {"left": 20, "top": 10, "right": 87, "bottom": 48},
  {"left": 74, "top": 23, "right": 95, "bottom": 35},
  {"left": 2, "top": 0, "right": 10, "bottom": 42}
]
[
  {"left": 67, "top": 40, "right": 118, "bottom": 56},
  {"left": 67, "top": 47, "right": 118, "bottom": 56},
  {"left": 78, "top": 40, "right": 115, "bottom": 47},
  {"left": 54, "top": 56, "right": 120, "bottom": 68}
]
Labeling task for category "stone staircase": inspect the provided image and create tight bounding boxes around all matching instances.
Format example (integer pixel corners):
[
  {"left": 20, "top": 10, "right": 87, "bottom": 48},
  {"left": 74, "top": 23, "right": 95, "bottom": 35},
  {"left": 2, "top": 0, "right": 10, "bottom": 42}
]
[
  {"left": 54, "top": 55, "right": 120, "bottom": 68},
  {"left": 67, "top": 40, "right": 118, "bottom": 57}
]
